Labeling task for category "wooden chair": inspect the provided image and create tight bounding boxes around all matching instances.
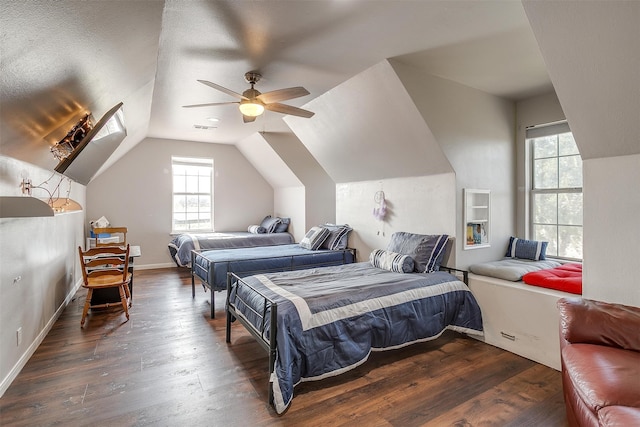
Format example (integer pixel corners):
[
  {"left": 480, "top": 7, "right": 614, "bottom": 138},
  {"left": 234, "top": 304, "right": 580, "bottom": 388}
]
[
  {"left": 78, "top": 244, "right": 132, "bottom": 327},
  {"left": 91, "top": 227, "right": 127, "bottom": 247}
]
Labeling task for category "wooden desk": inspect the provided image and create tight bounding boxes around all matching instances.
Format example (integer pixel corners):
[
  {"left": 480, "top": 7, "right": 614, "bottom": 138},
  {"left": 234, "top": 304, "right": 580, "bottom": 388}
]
[{"left": 90, "top": 245, "right": 141, "bottom": 306}]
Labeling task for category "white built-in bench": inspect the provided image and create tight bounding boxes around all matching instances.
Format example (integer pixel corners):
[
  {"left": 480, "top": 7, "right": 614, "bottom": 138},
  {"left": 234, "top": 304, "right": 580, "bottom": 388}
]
[{"left": 468, "top": 273, "right": 577, "bottom": 371}]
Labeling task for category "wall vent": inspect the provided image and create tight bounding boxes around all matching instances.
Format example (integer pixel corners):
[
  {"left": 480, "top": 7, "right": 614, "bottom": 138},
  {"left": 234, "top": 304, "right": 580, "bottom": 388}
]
[{"left": 193, "top": 124, "right": 217, "bottom": 130}]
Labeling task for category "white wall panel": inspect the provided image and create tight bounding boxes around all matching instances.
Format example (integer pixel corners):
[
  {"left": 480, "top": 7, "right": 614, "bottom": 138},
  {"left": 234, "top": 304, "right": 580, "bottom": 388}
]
[
  {"left": 86, "top": 138, "right": 273, "bottom": 267},
  {"left": 583, "top": 155, "right": 640, "bottom": 306},
  {"left": 336, "top": 174, "right": 456, "bottom": 263},
  {"left": 0, "top": 155, "right": 85, "bottom": 396}
]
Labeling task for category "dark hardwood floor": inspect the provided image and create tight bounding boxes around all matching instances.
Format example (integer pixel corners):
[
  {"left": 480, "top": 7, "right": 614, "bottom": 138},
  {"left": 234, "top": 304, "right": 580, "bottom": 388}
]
[{"left": 0, "top": 268, "right": 568, "bottom": 426}]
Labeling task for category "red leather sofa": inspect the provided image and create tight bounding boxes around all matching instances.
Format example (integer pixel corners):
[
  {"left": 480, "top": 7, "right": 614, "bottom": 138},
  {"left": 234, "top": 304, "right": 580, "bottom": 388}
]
[{"left": 557, "top": 297, "right": 640, "bottom": 426}]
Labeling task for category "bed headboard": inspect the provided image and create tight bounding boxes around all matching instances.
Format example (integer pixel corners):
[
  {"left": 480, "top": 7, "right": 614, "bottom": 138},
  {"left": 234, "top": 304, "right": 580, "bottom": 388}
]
[{"left": 440, "top": 237, "right": 455, "bottom": 269}]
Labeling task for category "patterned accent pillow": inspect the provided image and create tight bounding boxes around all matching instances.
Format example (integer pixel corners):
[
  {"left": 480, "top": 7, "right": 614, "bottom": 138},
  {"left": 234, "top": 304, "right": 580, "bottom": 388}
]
[
  {"left": 299, "top": 226, "right": 331, "bottom": 250},
  {"left": 386, "top": 232, "right": 449, "bottom": 273},
  {"left": 320, "top": 223, "right": 352, "bottom": 250},
  {"left": 247, "top": 225, "right": 267, "bottom": 234},
  {"left": 369, "top": 249, "right": 414, "bottom": 273},
  {"left": 259, "top": 216, "right": 281, "bottom": 233},
  {"left": 505, "top": 236, "right": 548, "bottom": 261}
]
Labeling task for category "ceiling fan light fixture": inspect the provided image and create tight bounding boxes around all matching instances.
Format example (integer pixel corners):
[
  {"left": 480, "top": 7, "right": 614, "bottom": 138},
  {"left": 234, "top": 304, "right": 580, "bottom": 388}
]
[{"left": 238, "top": 100, "right": 265, "bottom": 117}]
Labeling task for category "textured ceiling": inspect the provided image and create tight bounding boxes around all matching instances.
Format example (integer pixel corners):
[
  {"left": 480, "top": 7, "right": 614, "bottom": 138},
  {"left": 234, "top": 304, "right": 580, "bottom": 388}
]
[{"left": 1, "top": 0, "right": 552, "bottom": 174}]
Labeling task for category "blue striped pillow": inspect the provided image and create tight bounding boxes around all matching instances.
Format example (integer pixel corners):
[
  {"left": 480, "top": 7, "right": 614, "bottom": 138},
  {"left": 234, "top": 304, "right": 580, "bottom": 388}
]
[
  {"left": 369, "top": 249, "right": 414, "bottom": 273},
  {"left": 320, "top": 224, "right": 352, "bottom": 250},
  {"left": 505, "top": 236, "right": 548, "bottom": 261}
]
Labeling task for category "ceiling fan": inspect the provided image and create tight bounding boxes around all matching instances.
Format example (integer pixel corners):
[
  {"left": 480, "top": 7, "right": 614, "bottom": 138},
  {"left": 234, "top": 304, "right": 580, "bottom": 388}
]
[{"left": 183, "top": 71, "right": 314, "bottom": 123}]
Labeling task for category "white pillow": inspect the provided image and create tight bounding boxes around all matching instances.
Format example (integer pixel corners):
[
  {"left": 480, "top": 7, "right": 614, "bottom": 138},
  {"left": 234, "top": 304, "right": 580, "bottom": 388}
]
[{"left": 247, "top": 225, "right": 266, "bottom": 234}]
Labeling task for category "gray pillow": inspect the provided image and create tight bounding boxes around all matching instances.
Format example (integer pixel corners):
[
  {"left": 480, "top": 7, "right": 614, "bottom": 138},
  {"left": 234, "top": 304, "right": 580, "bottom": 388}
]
[
  {"left": 386, "top": 232, "right": 449, "bottom": 273},
  {"left": 260, "top": 216, "right": 281, "bottom": 233},
  {"left": 274, "top": 217, "right": 290, "bottom": 233}
]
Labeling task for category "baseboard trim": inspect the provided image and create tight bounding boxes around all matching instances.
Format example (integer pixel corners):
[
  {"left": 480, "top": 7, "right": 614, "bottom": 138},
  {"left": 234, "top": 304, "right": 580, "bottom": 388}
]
[{"left": 134, "top": 262, "right": 177, "bottom": 270}]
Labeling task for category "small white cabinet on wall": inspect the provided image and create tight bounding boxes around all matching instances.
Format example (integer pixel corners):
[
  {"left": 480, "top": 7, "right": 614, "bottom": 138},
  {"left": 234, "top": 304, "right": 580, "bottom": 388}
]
[{"left": 464, "top": 189, "right": 490, "bottom": 250}]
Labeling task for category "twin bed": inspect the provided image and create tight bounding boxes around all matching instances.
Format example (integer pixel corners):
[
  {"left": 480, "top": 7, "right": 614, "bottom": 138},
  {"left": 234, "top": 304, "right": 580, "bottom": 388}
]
[
  {"left": 191, "top": 244, "right": 355, "bottom": 318},
  {"left": 169, "top": 215, "right": 295, "bottom": 267},
  {"left": 225, "top": 262, "right": 483, "bottom": 414},
  {"left": 169, "top": 231, "right": 294, "bottom": 267}
]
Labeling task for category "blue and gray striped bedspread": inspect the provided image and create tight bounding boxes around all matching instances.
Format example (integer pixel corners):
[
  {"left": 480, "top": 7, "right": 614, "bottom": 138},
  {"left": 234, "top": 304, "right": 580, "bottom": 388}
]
[
  {"left": 168, "top": 231, "right": 294, "bottom": 267},
  {"left": 229, "top": 262, "right": 483, "bottom": 414},
  {"left": 194, "top": 244, "right": 354, "bottom": 290}
]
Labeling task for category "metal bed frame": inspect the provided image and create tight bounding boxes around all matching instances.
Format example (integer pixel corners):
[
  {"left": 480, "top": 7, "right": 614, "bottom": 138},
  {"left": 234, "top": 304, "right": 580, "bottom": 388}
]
[
  {"left": 191, "top": 247, "right": 356, "bottom": 318},
  {"left": 224, "top": 265, "right": 468, "bottom": 409}
]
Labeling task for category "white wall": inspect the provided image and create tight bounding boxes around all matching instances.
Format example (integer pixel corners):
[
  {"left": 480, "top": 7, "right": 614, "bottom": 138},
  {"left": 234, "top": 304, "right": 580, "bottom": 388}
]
[
  {"left": 583, "top": 154, "right": 640, "bottom": 306},
  {"left": 523, "top": 0, "right": 639, "bottom": 160},
  {"left": 515, "top": 92, "right": 566, "bottom": 237},
  {"left": 391, "top": 61, "right": 516, "bottom": 268},
  {"left": 336, "top": 174, "right": 456, "bottom": 263},
  {"left": 86, "top": 137, "right": 274, "bottom": 268},
  {"left": 0, "top": 155, "right": 86, "bottom": 396},
  {"left": 274, "top": 186, "right": 305, "bottom": 242},
  {"left": 263, "top": 131, "right": 336, "bottom": 234}
]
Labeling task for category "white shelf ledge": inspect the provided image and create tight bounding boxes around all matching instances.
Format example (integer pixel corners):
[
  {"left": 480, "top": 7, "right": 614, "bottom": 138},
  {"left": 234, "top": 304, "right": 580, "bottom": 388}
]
[
  {"left": 0, "top": 196, "right": 54, "bottom": 218},
  {"left": 0, "top": 196, "right": 82, "bottom": 218}
]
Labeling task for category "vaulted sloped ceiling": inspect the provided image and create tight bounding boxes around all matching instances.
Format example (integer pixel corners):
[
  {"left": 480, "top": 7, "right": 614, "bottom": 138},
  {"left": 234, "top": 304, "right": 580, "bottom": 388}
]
[
  {"left": 0, "top": 1, "right": 164, "bottom": 173},
  {"left": 284, "top": 60, "right": 453, "bottom": 184},
  {"left": 1, "top": 0, "right": 549, "bottom": 185},
  {"left": 236, "top": 133, "right": 303, "bottom": 189},
  {"left": 523, "top": 1, "right": 640, "bottom": 160}
]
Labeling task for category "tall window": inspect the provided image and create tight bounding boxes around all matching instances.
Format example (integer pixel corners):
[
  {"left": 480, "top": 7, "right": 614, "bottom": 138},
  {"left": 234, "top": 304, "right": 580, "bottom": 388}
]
[
  {"left": 172, "top": 156, "right": 213, "bottom": 232},
  {"left": 528, "top": 122, "right": 583, "bottom": 260}
]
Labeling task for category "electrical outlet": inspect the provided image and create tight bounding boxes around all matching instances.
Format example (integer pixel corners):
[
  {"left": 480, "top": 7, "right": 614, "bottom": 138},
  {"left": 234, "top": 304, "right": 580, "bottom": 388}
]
[{"left": 16, "top": 327, "right": 22, "bottom": 346}]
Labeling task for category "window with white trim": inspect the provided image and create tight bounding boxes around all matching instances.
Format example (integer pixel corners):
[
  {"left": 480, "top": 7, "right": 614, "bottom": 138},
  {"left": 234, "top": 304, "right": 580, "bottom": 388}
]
[
  {"left": 171, "top": 156, "right": 213, "bottom": 233},
  {"left": 528, "top": 122, "right": 583, "bottom": 260}
]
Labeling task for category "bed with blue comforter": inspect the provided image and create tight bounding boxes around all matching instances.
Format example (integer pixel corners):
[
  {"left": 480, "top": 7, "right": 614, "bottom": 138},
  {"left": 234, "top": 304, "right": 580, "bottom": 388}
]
[
  {"left": 169, "top": 231, "right": 294, "bottom": 267},
  {"left": 192, "top": 244, "right": 355, "bottom": 318},
  {"left": 226, "top": 262, "right": 483, "bottom": 414}
]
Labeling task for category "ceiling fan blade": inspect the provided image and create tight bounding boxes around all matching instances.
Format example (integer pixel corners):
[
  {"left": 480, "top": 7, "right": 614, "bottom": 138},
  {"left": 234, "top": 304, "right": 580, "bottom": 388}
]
[
  {"left": 265, "top": 103, "right": 315, "bottom": 118},
  {"left": 243, "top": 115, "right": 257, "bottom": 123},
  {"left": 197, "top": 80, "right": 248, "bottom": 100},
  {"left": 182, "top": 101, "right": 239, "bottom": 108},
  {"left": 257, "top": 86, "right": 310, "bottom": 104}
]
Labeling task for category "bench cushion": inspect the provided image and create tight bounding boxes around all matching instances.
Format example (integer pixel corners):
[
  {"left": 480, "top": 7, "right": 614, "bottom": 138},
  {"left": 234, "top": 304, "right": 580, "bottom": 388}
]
[
  {"left": 523, "top": 263, "right": 582, "bottom": 294},
  {"left": 469, "top": 258, "right": 560, "bottom": 281}
]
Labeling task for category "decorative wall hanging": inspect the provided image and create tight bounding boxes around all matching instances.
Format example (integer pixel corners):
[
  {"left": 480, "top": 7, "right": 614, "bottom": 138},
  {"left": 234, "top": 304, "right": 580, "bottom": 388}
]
[
  {"left": 21, "top": 172, "right": 81, "bottom": 213},
  {"left": 373, "top": 190, "right": 387, "bottom": 221}
]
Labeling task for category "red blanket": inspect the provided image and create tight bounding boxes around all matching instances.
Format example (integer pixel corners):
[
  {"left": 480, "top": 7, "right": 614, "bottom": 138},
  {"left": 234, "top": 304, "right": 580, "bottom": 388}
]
[{"left": 522, "top": 263, "right": 582, "bottom": 294}]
